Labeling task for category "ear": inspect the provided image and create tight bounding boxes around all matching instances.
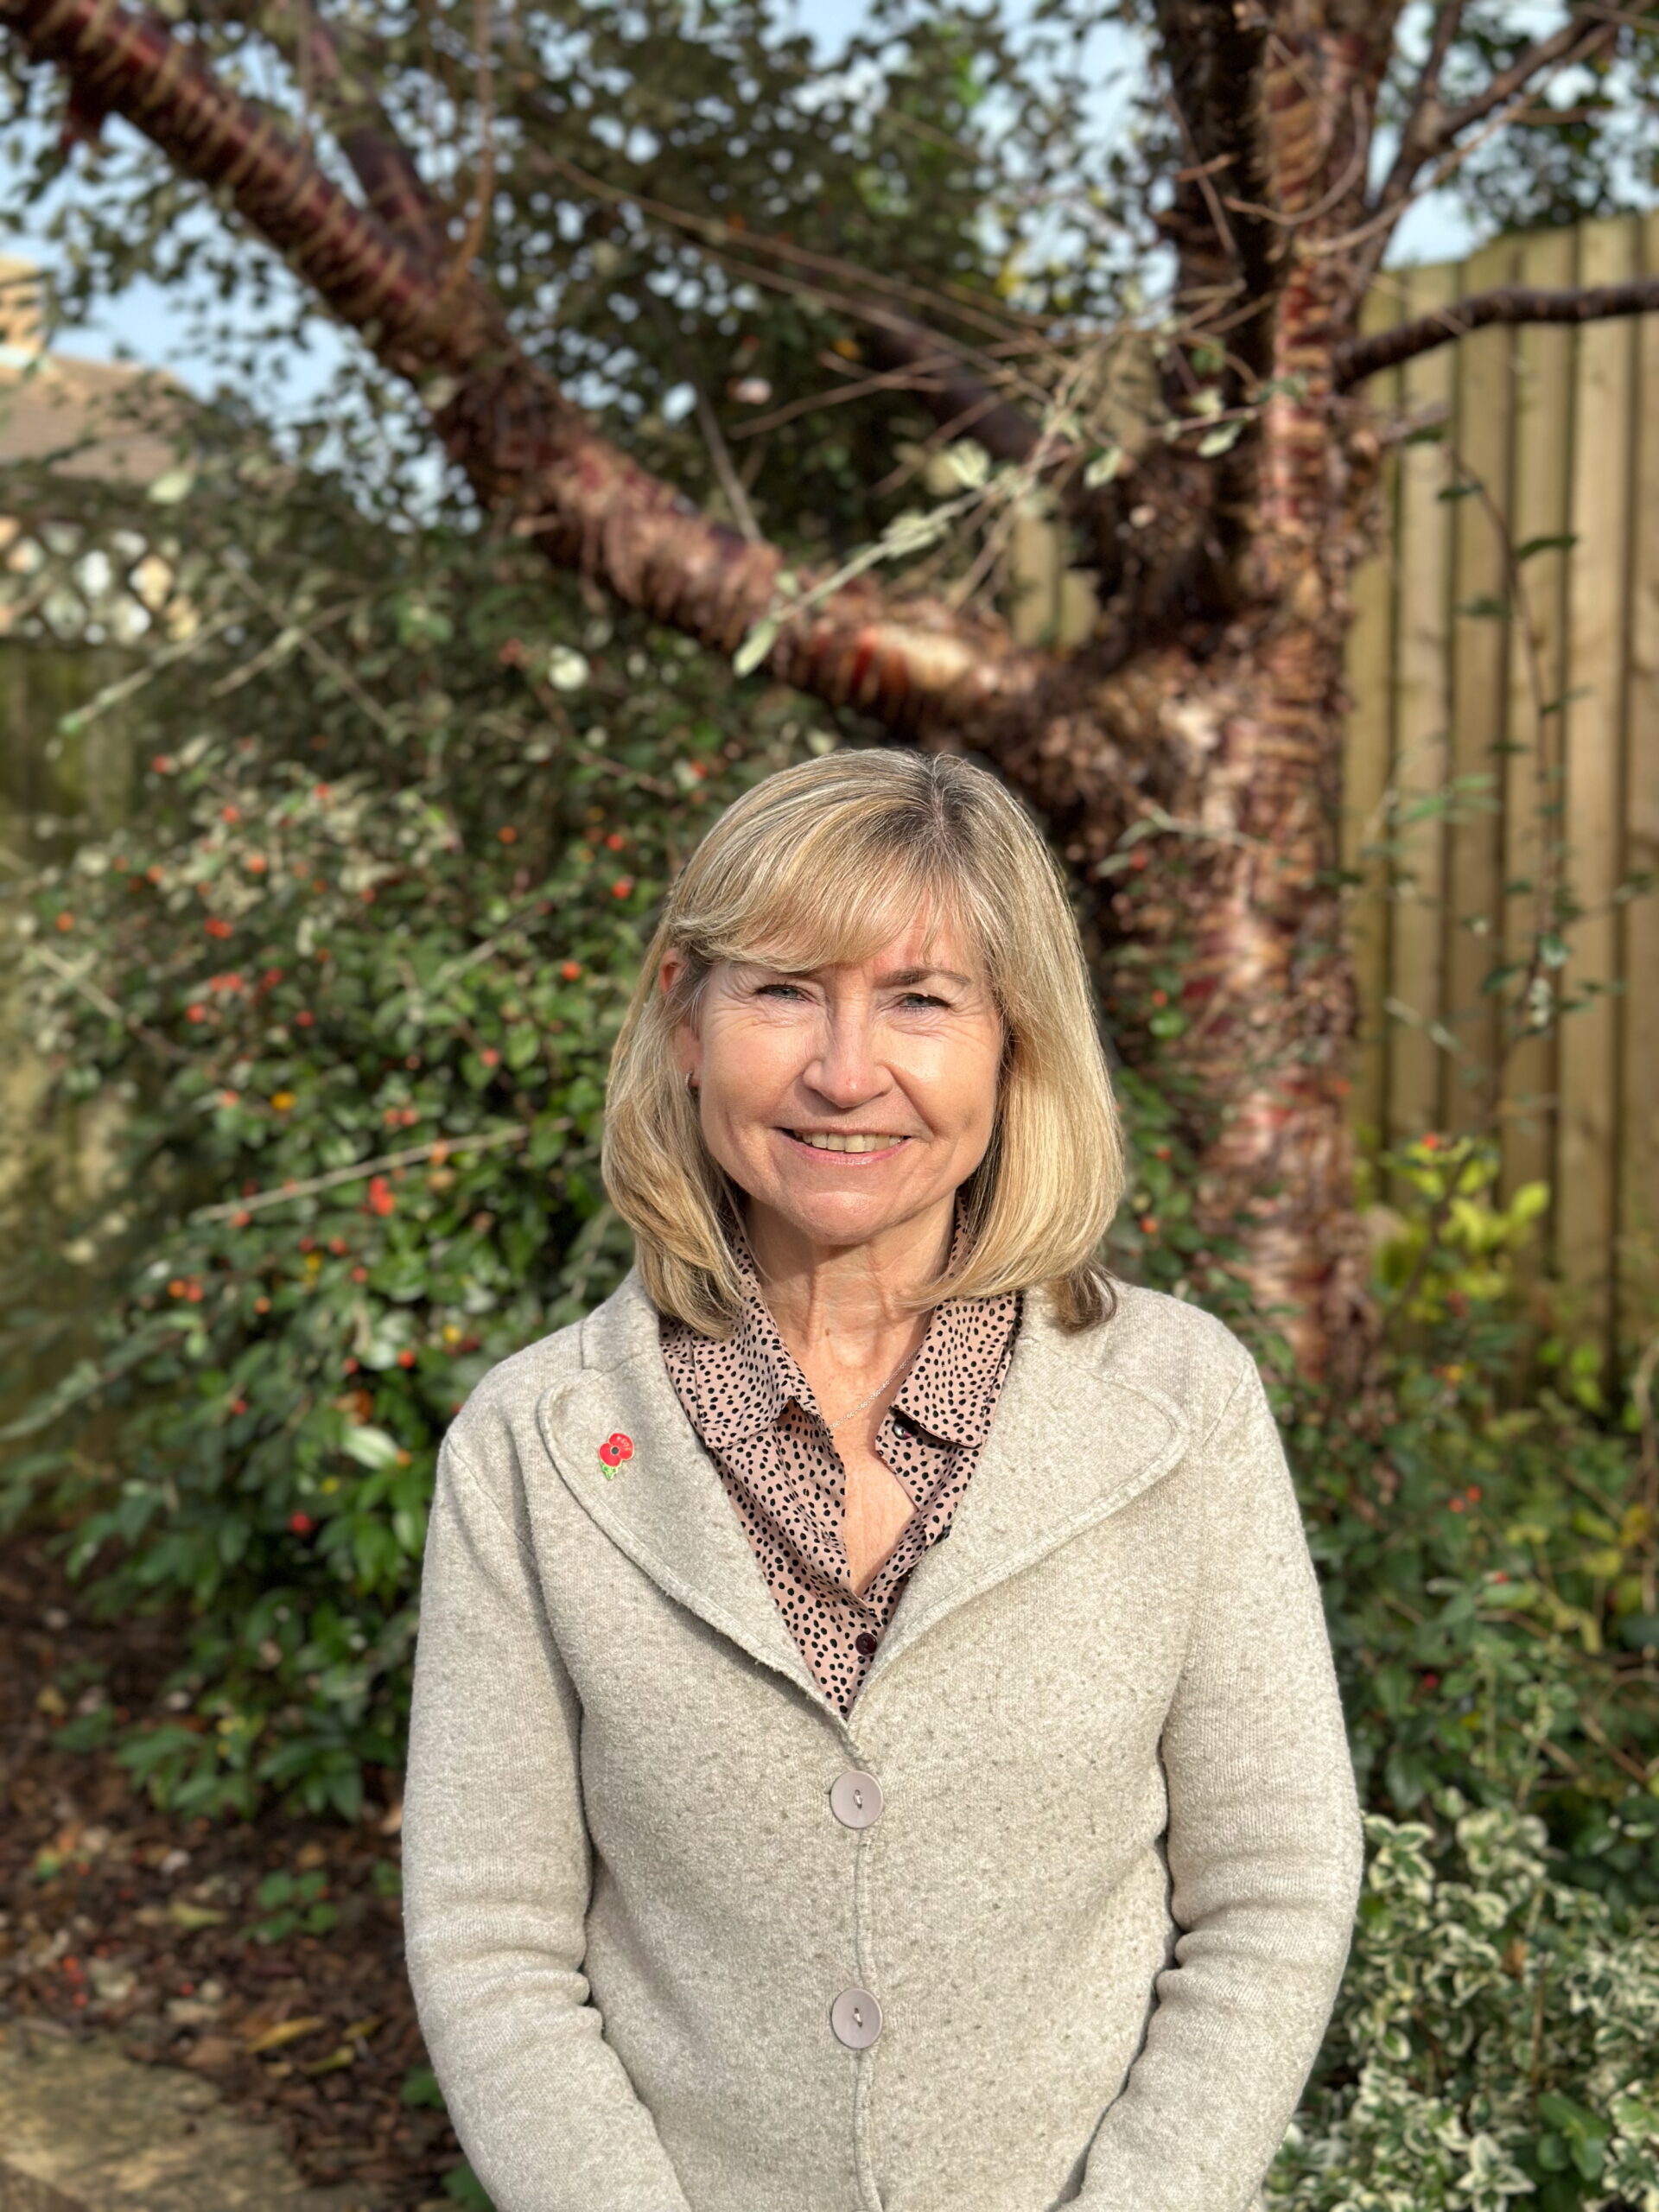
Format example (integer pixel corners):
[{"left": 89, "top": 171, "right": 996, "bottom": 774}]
[{"left": 659, "top": 950, "right": 702, "bottom": 1087}]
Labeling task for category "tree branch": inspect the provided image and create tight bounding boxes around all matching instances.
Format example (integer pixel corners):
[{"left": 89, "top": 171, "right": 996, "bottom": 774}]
[
  {"left": 1334, "top": 276, "right": 1659, "bottom": 387},
  {"left": 1353, "top": 10, "right": 1619, "bottom": 299},
  {"left": 0, "top": 0, "right": 1060, "bottom": 740},
  {"left": 207, "top": 0, "right": 450, "bottom": 264},
  {"left": 1371, "top": 0, "right": 1465, "bottom": 218},
  {"left": 1427, "top": 13, "right": 1618, "bottom": 160},
  {"left": 1153, "top": 0, "right": 1278, "bottom": 388}
]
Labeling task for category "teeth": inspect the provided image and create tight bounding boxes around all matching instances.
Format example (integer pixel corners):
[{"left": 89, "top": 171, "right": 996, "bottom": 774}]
[{"left": 792, "top": 1131, "right": 903, "bottom": 1154}]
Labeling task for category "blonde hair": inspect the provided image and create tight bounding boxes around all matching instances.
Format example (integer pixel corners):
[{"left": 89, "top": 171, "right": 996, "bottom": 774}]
[{"left": 601, "top": 747, "right": 1124, "bottom": 1337}]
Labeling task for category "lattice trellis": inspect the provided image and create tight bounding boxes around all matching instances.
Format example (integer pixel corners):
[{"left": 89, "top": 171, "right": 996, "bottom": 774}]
[{"left": 0, "top": 514, "right": 195, "bottom": 648}]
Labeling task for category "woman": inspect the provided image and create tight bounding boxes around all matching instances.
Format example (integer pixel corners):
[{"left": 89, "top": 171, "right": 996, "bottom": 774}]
[{"left": 401, "top": 747, "right": 1365, "bottom": 2212}]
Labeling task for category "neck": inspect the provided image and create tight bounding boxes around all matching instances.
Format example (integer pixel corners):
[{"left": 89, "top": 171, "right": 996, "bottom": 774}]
[{"left": 739, "top": 1193, "right": 957, "bottom": 1370}]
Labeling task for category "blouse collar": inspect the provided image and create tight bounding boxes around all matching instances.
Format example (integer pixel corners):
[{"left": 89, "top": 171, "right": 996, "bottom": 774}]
[{"left": 671, "top": 1190, "right": 1017, "bottom": 1454}]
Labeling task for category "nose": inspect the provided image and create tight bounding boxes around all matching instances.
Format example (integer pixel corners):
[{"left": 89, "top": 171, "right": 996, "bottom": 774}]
[{"left": 804, "top": 1001, "right": 885, "bottom": 1109}]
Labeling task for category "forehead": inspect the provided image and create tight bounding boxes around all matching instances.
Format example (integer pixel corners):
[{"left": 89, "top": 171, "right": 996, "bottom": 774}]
[{"left": 736, "top": 905, "right": 988, "bottom": 984}]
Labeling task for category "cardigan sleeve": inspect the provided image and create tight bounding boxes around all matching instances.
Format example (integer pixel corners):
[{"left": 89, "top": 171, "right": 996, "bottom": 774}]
[
  {"left": 1075, "top": 1351, "right": 1366, "bottom": 2212},
  {"left": 401, "top": 1433, "right": 696, "bottom": 2212}
]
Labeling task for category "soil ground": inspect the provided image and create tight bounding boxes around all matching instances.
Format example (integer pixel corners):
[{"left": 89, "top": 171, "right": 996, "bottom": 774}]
[{"left": 0, "top": 1534, "right": 467, "bottom": 2209}]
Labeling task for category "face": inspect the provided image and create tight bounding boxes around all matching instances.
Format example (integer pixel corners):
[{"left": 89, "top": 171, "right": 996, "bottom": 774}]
[{"left": 659, "top": 910, "right": 1005, "bottom": 1260}]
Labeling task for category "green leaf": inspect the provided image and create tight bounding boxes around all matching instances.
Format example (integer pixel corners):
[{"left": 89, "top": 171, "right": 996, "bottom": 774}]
[
  {"left": 1084, "top": 444, "right": 1125, "bottom": 487},
  {"left": 938, "top": 440, "right": 989, "bottom": 489},
  {"left": 146, "top": 466, "right": 197, "bottom": 505},
  {"left": 543, "top": 647, "right": 589, "bottom": 691},
  {"left": 1196, "top": 420, "right": 1243, "bottom": 458},
  {"left": 341, "top": 1425, "right": 404, "bottom": 1471},
  {"left": 1515, "top": 532, "right": 1578, "bottom": 562},
  {"left": 732, "top": 620, "right": 778, "bottom": 678},
  {"left": 443, "top": 2163, "right": 496, "bottom": 2211},
  {"left": 402, "top": 2066, "right": 447, "bottom": 2111}
]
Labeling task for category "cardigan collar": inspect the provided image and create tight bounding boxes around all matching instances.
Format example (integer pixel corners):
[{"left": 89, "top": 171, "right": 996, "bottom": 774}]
[{"left": 535, "top": 1262, "right": 1191, "bottom": 1736}]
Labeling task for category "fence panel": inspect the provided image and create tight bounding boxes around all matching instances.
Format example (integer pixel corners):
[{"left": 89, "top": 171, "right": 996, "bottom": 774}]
[{"left": 1346, "top": 212, "right": 1659, "bottom": 1356}]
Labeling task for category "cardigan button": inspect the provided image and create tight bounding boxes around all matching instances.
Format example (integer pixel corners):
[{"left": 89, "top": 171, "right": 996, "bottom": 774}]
[
  {"left": 829, "top": 1769, "right": 884, "bottom": 1829},
  {"left": 830, "top": 1986, "right": 883, "bottom": 2049}
]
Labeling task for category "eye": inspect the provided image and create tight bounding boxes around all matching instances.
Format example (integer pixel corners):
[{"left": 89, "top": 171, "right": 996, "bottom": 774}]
[
  {"left": 896, "top": 991, "right": 950, "bottom": 1010},
  {"left": 755, "top": 980, "right": 810, "bottom": 1001}
]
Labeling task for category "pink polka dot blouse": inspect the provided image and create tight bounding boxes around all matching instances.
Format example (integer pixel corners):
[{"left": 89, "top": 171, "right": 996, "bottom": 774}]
[{"left": 659, "top": 1195, "right": 1022, "bottom": 1716}]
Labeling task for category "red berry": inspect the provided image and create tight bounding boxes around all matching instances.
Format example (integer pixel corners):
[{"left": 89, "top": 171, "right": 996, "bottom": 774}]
[
  {"left": 367, "top": 1176, "right": 395, "bottom": 1217},
  {"left": 296, "top": 1009, "right": 315, "bottom": 1027},
  {"left": 611, "top": 877, "right": 633, "bottom": 899},
  {"left": 342, "top": 1356, "right": 359, "bottom": 1374},
  {"left": 397, "top": 1349, "right": 416, "bottom": 1369},
  {"left": 289, "top": 1512, "right": 314, "bottom": 1535},
  {"left": 480, "top": 1047, "right": 500, "bottom": 1069},
  {"left": 560, "top": 960, "right": 582, "bottom": 981}
]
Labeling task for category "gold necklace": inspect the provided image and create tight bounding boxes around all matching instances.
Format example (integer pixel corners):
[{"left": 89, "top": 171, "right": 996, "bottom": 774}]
[{"left": 822, "top": 1339, "right": 925, "bottom": 1433}]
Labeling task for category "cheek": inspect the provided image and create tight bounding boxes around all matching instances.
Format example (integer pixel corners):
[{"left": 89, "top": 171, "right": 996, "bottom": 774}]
[
  {"left": 704, "top": 1020, "right": 800, "bottom": 1105},
  {"left": 912, "top": 1040, "right": 1002, "bottom": 1135}
]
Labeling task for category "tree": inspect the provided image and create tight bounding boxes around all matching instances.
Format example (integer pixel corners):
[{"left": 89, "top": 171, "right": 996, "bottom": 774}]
[{"left": 3, "top": 0, "right": 1656, "bottom": 1376}]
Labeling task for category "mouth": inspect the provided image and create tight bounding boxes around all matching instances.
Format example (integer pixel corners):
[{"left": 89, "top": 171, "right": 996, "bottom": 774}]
[{"left": 779, "top": 1129, "right": 912, "bottom": 1160}]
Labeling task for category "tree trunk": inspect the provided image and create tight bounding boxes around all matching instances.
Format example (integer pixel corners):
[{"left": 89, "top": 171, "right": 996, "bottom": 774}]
[{"left": 938, "top": 25, "right": 1387, "bottom": 1378}]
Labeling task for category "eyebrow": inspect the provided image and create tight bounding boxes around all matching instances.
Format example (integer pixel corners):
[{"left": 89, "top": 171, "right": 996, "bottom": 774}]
[{"left": 758, "top": 963, "right": 975, "bottom": 988}]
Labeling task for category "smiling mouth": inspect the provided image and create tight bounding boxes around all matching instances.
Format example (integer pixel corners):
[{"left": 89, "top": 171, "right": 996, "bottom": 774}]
[{"left": 784, "top": 1130, "right": 911, "bottom": 1154}]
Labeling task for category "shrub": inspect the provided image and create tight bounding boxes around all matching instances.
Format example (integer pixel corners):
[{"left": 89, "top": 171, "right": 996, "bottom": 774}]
[
  {"left": 0, "top": 429, "right": 817, "bottom": 1819},
  {"left": 1268, "top": 1791, "right": 1659, "bottom": 2212}
]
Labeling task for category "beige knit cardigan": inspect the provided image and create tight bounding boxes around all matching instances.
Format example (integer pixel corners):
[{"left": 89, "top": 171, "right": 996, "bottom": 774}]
[{"left": 401, "top": 1265, "right": 1366, "bottom": 2212}]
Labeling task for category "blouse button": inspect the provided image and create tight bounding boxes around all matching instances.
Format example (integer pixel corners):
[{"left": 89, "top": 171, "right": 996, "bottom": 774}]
[
  {"left": 854, "top": 1630, "right": 878, "bottom": 1656},
  {"left": 829, "top": 1769, "right": 884, "bottom": 1828}
]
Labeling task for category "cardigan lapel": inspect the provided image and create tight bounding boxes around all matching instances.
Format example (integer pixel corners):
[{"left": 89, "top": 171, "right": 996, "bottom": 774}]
[
  {"left": 535, "top": 1265, "right": 1192, "bottom": 1716},
  {"left": 536, "top": 1270, "right": 827, "bottom": 1708},
  {"left": 857, "top": 1280, "right": 1189, "bottom": 1699}
]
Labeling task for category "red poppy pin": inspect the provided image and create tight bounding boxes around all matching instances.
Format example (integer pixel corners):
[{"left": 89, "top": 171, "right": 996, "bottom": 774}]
[{"left": 598, "top": 1432, "right": 634, "bottom": 1478}]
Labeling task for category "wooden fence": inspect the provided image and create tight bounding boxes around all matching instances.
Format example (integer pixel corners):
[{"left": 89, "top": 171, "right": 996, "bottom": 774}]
[{"left": 1346, "top": 212, "right": 1659, "bottom": 1354}]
